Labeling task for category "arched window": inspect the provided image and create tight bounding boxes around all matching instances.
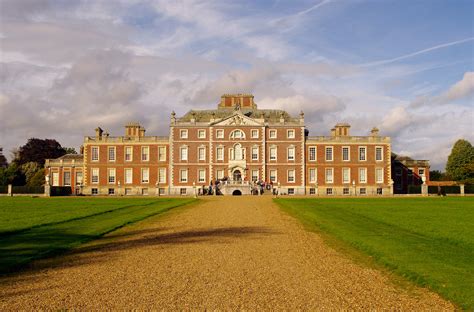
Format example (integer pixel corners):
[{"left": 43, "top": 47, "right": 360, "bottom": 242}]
[
  {"left": 230, "top": 143, "right": 245, "bottom": 160},
  {"left": 230, "top": 129, "right": 245, "bottom": 139}
]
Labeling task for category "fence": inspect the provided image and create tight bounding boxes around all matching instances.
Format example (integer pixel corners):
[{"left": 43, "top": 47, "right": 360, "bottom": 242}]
[
  {"left": 0, "top": 185, "right": 8, "bottom": 194},
  {"left": 50, "top": 186, "right": 72, "bottom": 196}
]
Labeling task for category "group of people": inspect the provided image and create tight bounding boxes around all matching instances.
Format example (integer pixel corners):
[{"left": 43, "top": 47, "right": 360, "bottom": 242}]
[
  {"left": 196, "top": 176, "right": 277, "bottom": 196},
  {"left": 251, "top": 180, "right": 274, "bottom": 195}
]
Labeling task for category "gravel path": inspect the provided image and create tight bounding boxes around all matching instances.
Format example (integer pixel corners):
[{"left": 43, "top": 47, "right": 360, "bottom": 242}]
[{"left": 0, "top": 196, "right": 454, "bottom": 310}]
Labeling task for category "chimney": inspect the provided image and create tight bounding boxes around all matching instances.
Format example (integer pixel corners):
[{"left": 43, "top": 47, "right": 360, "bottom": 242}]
[
  {"left": 299, "top": 111, "right": 304, "bottom": 124},
  {"left": 139, "top": 127, "right": 146, "bottom": 137},
  {"left": 333, "top": 123, "right": 350, "bottom": 137},
  {"left": 190, "top": 111, "right": 196, "bottom": 124},
  {"left": 331, "top": 128, "right": 336, "bottom": 136},
  {"left": 170, "top": 111, "right": 176, "bottom": 125},
  {"left": 279, "top": 111, "right": 285, "bottom": 124},
  {"left": 125, "top": 122, "right": 142, "bottom": 137},
  {"left": 210, "top": 112, "right": 216, "bottom": 123},
  {"left": 95, "top": 127, "right": 103, "bottom": 139},
  {"left": 370, "top": 127, "right": 379, "bottom": 136}
]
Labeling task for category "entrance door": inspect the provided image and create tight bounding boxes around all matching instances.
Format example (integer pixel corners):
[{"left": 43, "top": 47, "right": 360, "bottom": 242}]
[{"left": 233, "top": 170, "right": 242, "bottom": 182}]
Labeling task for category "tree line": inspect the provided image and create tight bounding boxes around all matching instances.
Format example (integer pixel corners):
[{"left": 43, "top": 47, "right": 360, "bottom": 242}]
[{"left": 430, "top": 139, "right": 474, "bottom": 184}]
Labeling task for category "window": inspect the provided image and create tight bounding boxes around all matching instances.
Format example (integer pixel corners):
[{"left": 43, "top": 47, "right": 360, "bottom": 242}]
[
  {"left": 91, "top": 188, "right": 98, "bottom": 195},
  {"left": 158, "top": 146, "right": 166, "bottom": 161},
  {"left": 287, "top": 147, "right": 295, "bottom": 161},
  {"left": 180, "top": 188, "right": 187, "bottom": 195},
  {"left": 91, "top": 168, "right": 99, "bottom": 184},
  {"left": 158, "top": 168, "right": 166, "bottom": 183},
  {"left": 325, "top": 168, "right": 334, "bottom": 183},
  {"left": 141, "top": 168, "right": 149, "bottom": 183},
  {"left": 230, "top": 129, "right": 245, "bottom": 139},
  {"left": 309, "top": 147, "right": 316, "bottom": 161},
  {"left": 287, "top": 129, "right": 295, "bottom": 139},
  {"left": 376, "top": 147, "right": 383, "bottom": 161},
  {"left": 198, "top": 147, "right": 206, "bottom": 161},
  {"left": 251, "top": 129, "right": 259, "bottom": 138},
  {"left": 159, "top": 188, "right": 165, "bottom": 195},
  {"left": 326, "top": 188, "right": 333, "bottom": 195},
  {"left": 141, "top": 146, "right": 149, "bottom": 161},
  {"left": 75, "top": 172, "right": 83, "bottom": 185},
  {"left": 216, "top": 169, "right": 224, "bottom": 179},
  {"left": 342, "top": 147, "right": 350, "bottom": 161},
  {"left": 269, "top": 170, "right": 277, "bottom": 182},
  {"left": 91, "top": 146, "right": 99, "bottom": 161},
  {"left": 198, "top": 169, "right": 206, "bottom": 183},
  {"left": 216, "top": 147, "right": 224, "bottom": 161},
  {"left": 288, "top": 170, "right": 295, "bottom": 183},
  {"left": 125, "top": 188, "right": 132, "bottom": 195},
  {"left": 125, "top": 146, "right": 133, "bottom": 161},
  {"left": 269, "top": 130, "right": 277, "bottom": 139},
  {"left": 377, "top": 188, "right": 383, "bottom": 195},
  {"left": 108, "top": 188, "right": 115, "bottom": 195},
  {"left": 359, "top": 168, "right": 367, "bottom": 183},
  {"left": 251, "top": 170, "right": 259, "bottom": 182},
  {"left": 180, "top": 129, "right": 188, "bottom": 139},
  {"left": 270, "top": 147, "right": 277, "bottom": 161},
  {"left": 342, "top": 168, "right": 350, "bottom": 184},
  {"left": 309, "top": 188, "right": 316, "bottom": 195},
  {"left": 343, "top": 188, "right": 350, "bottom": 195},
  {"left": 142, "top": 188, "right": 148, "bottom": 195},
  {"left": 198, "top": 129, "right": 206, "bottom": 139},
  {"left": 418, "top": 168, "right": 425, "bottom": 176},
  {"left": 231, "top": 143, "right": 244, "bottom": 160},
  {"left": 359, "top": 147, "right": 367, "bottom": 161},
  {"left": 325, "top": 147, "right": 333, "bottom": 161},
  {"left": 216, "top": 129, "right": 224, "bottom": 139},
  {"left": 359, "top": 188, "right": 367, "bottom": 195},
  {"left": 288, "top": 188, "right": 295, "bottom": 195},
  {"left": 309, "top": 168, "right": 316, "bottom": 183},
  {"left": 125, "top": 168, "right": 132, "bottom": 184},
  {"left": 63, "top": 172, "right": 71, "bottom": 186},
  {"left": 180, "top": 170, "right": 188, "bottom": 183},
  {"left": 376, "top": 168, "right": 384, "bottom": 183},
  {"left": 108, "top": 168, "right": 116, "bottom": 184},
  {"left": 108, "top": 146, "right": 116, "bottom": 161},
  {"left": 252, "top": 146, "right": 259, "bottom": 160},
  {"left": 180, "top": 146, "right": 188, "bottom": 161}
]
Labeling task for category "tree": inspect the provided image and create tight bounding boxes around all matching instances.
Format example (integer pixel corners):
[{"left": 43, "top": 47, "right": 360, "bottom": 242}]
[
  {"left": 27, "top": 168, "right": 46, "bottom": 187},
  {"left": 446, "top": 139, "right": 474, "bottom": 182},
  {"left": 15, "top": 138, "right": 66, "bottom": 166},
  {"left": 21, "top": 162, "right": 41, "bottom": 184},
  {"left": 64, "top": 147, "right": 78, "bottom": 154},
  {"left": 429, "top": 170, "right": 445, "bottom": 181},
  {"left": 0, "top": 163, "right": 25, "bottom": 186},
  {"left": 0, "top": 148, "right": 7, "bottom": 168}
]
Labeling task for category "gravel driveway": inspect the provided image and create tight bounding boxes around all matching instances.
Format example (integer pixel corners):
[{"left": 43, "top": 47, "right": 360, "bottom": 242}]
[{"left": 0, "top": 196, "right": 454, "bottom": 310}]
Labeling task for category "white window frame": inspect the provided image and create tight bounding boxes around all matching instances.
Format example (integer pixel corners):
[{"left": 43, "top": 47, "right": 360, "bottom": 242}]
[
  {"left": 198, "top": 129, "right": 206, "bottom": 139},
  {"left": 141, "top": 168, "right": 149, "bottom": 184},
  {"left": 216, "top": 146, "right": 224, "bottom": 161},
  {"left": 124, "top": 168, "right": 133, "bottom": 184},
  {"left": 287, "top": 146, "right": 295, "bottom": 161},
  {"left": 309, "top": 168, "right": 316, "bottom": 183},
  {"left": 325, "top": 168, "right": 334, "bottom": 184},
  {"left": 141, "top": 146, "right": 149, "bottom": 162},
  {"left": 125, "top": 146, "right": 133, "bottom": 162},
  {"left": 251, "top": 169, "right": 259, "bottom": 182},
  {"left": 180, "top": 146, "right": 188, "bottom": 161},
  {"left": 342, "top": 167, "right": 350, "bottom": 184},
  {"left": 216, "top": 129, "right": 224, "bottom": 139},
  {"left": 359, "top": 146, "right": 367, "bottom": 162},
  {"left": 198, "top": 146, "right": 206, "bottom": 161},
  {"left": 418, "top": 168, "right": 425, "bottom": 176},
  {"left": 251, "top": 129, "right": 259, "bottom": 139},
  {"left": 180, "top": 169, "right": 188, "bottom": 183},
  {"left": 287, "top": 129, "right": 295, "bottom": 139},
  {"left": 359, "top": 167, "right": 367, "bottom": 183},
  {"left": 108, "top": 146, "right": 116, "bottom": 162},
  {"left": 269, "top": 129, "right": 277, "bottom": 139},
  {"left": 375, "top": 146, "right": 383, "bottom": 162},
  {"left": 376, "top": 168, "right": 384, "bottom": 183},
  {"left": 269, "top": 169, "right": 277, "bottom": 183},
  {"left": 158, "top": 146, "right": 166, "bottom": 162},
  {"left": 216, "top": 169, "right": 224, "bottom": 179},
  {"left": 63, "top": 171, "right": 71, "bottom": 186},
  {"left": 198, "top": 169, "right": 206, "bottom": 183},
  {"left": 269, "top": 146, "right": 277, "bottom": 161},
  {"left": 308, "top": 146, "right": 316, "bottom": 162},
  {"left": 230, "top": 129, "right": 245, "bottom": 139},
  {"left": 91, "top": 168, "right": 99, "bottom": 184},
  {"left": 287, "top": 169, "right": 295, "bottom": 183},
  {"left": 325, "top": 146, "right": 333, "bottom": 162},
  {"left": 91, "top": 146, "right": 99, "bottom": 162},
  {"left": 180, "top": 129, "right": 188, "bottom": 139},
  {"left": 252, "top": 146, "right": 259, "bottom": 161},
  {"left": 342, "top": 146, "right": 350, "bottom": 162},
  {"left": 108, "top": 168, "right": 116, "bottom": 184},
  {"left": 158, "top": 168, "right": 166, "bottom": 184}
]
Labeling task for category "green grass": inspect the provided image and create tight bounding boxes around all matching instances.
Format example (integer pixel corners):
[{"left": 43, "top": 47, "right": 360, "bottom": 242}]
[
  {"left": 0, "top": 197, "right": 196, "bottom": 274},
  {"left": 274, "top": 197, "right": 474, "bottom": 310}
]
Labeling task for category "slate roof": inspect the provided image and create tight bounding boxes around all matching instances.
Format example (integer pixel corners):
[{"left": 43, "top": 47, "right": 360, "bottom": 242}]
[{"left": 178, "top": 108, "right": 299, "bottom": 123}]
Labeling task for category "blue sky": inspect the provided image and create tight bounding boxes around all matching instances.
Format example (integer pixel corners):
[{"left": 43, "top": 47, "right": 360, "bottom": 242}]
[{"left": 0, "top": 0, "right": 473, "bottom": 169}]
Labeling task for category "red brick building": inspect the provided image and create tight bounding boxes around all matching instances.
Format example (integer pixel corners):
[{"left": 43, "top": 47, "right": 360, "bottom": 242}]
[{"left": 45, "top": 94, "right": 429, "bottom": 196}]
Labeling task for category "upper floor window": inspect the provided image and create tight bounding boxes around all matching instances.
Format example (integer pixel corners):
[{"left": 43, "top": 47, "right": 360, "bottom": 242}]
[
  {"left": 63, "top": 171, "right": 71, "bottom": 186},
  {"left": 309, "top": 168, "right": 316, "bottom": 183},
  {"left": 325, "top": 168, "right": 334, "bottom": 183},
  {"left": 180, "top": 129, "right": 188, "bottom": 139},
  {"left": 180, "top": 169, "right": 188, "bottom": 182},
  {"left": 141, "top": 146, "right": 149, "bottom": 161},
  {"left": 180, "top": 146, "right": 188, "bottom": 161},
  {"left": 198, "top": 169, "right": 206, "bottom": 183},
  {"left": 108, "top": 146, "right": 116, "bottom": 161},
  {"left": 269, "top": 170, "right": 277, "bottom": 182},
  {"left": 230, "top": 129, "right": 245, "bottom": 139},
  {"left": 418, "top": 168, "right": 425, "bottom": 176},
  {"left": 342, "top": 168, "right": 350, "bottom": 184},
  {"left": 287, "top": 169, "right": 295, "bottom": 183},
  {"left": 158, "top": 146, "right": 166, "bottom": 161},
  {"left": 230, "top": 143, "right": 244, "bottom": 160},
  {"left": 269, "top": 130, "right": 277, "bottom": 139},
  {"left": 376, "top": 168, "right": 384, "bottom": 183},
  {"left": 158, "top": 168, "right": 166, "bottom": 183},
  {"left": 91, "top": 168, "right": 99, "bottom": 184},
  {"left": 270, "top": 146, "right": 277, "bottom": 161},
  {"left": 375, "top": 147, "right": 383, "bottom": 161},
  {"left": 251, "top": 129, "right": 259, "bottom": 139},
  {"left": 342, "top": 146, "right": 350, "bottom": 161},
  {"left": 325, "top": 147, "right": 333, "bottom": 161},
  {"left": 359, "top": 168, "right": 367, "bottom": 183},
  {"left": 287, "top": 129, "right": 295, "bottom": 139},
  {"left": 216, "top": 129, "right": 224, "bottom": 139},
  {"left": 216, "top": 146, "right": 224, "bottom": 161},
  {"left": 198, "top": 147, "right": 206, "bottom": 161},
  {"left": 198, "top": 129, "right": 206, "bottom": 139},
  {"left": 359, "top": 147, "right": 367, "bottom": 161},
  {"left": 141, "top": 168, "right": 149, "bottom": 183},
  {"left": 124, "top": 168, "right": 132, "bottom": 184},
  {"left": 125, "top": 146, "right": 133, "bottom": 161},
  {"left": 309, "top": 146, "right": 316, "bottom": 161},
  {"left": 108, "top": 168, "right": 116, "bottom": 184},
  {"left": 287, "top": 146, "right": 295, "bottom": 161},
  {"left": 252, "top": 146, "right": 259, "bottom": 160},
  {"left": 91, "top": 146, "right": 99, "bottom": 161}
]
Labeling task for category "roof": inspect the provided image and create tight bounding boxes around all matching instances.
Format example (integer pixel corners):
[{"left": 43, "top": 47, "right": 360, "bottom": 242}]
[
  {"left": 178, "top": 108, "right": 298, "bottom": 123},
  {"left": 57, "top": 154, "right": 83, "bottom": 160}
]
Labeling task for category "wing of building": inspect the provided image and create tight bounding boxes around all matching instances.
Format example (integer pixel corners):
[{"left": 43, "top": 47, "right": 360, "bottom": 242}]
[{"left": 45, "top": 94, "right": 430, "bottom": 196}]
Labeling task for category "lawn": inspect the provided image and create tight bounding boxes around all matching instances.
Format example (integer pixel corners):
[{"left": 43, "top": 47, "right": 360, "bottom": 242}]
[
  {"left": 0, "top": 197, "right": 196, "bottom": 274},
  {"left": 275, "top": 197, "right": 474, "bottom": 310}
]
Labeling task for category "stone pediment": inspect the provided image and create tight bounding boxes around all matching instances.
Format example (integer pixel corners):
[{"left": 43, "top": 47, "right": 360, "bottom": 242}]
[{"left": 211, "top": 111, "right": 263, "bottom": 126}]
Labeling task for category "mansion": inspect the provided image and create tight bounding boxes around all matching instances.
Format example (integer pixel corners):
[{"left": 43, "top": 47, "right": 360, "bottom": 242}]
[{"left": 45, "top": 94, "right": 430, "bottom": 196}]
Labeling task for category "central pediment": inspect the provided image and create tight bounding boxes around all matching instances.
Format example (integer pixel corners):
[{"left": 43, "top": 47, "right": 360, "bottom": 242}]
[{"left": 211, "top": 111, "right": 264, "bottom": 126}]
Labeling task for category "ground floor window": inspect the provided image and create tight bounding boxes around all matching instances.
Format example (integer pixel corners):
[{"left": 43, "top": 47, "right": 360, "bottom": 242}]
[
  {"left": 377, "top": 188, "right": 383, "bottom": 195},
  {"left": 180, "top": 188, "right": 187, "bottom": 195},
  {"left": 159, "top": 188, "right": 166, "bottom": 195},
  {"left": 142, "top": 188, "right": 148, "bottom": 195},
  {"left": 309, "top": 188, "right": 315, "bottom": 195},
  {"left": 326, "top": 188, "right": 333, "bottom": 195},
  {"left": 288, "top": 188, "right": 295, "bottom": 195},
  {"left": 343, "top": 187, "right": 350, "bottom": 195},
  {"left": 108, "top": 188, "right": 115, "bottom": 195},
  {"left": 125, "top": 188, "right": 132, "bottom": 195},
  {"left": 91, "top": 188, "right": 98, "bottom": 195},
  {"left": 359, "top": 188, "right": 367, "bottom": 195}
]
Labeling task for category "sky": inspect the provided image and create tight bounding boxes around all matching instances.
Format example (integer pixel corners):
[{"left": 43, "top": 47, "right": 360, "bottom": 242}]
[{"left": 0, "top": 0, "right": 473, "bottom": 170}]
